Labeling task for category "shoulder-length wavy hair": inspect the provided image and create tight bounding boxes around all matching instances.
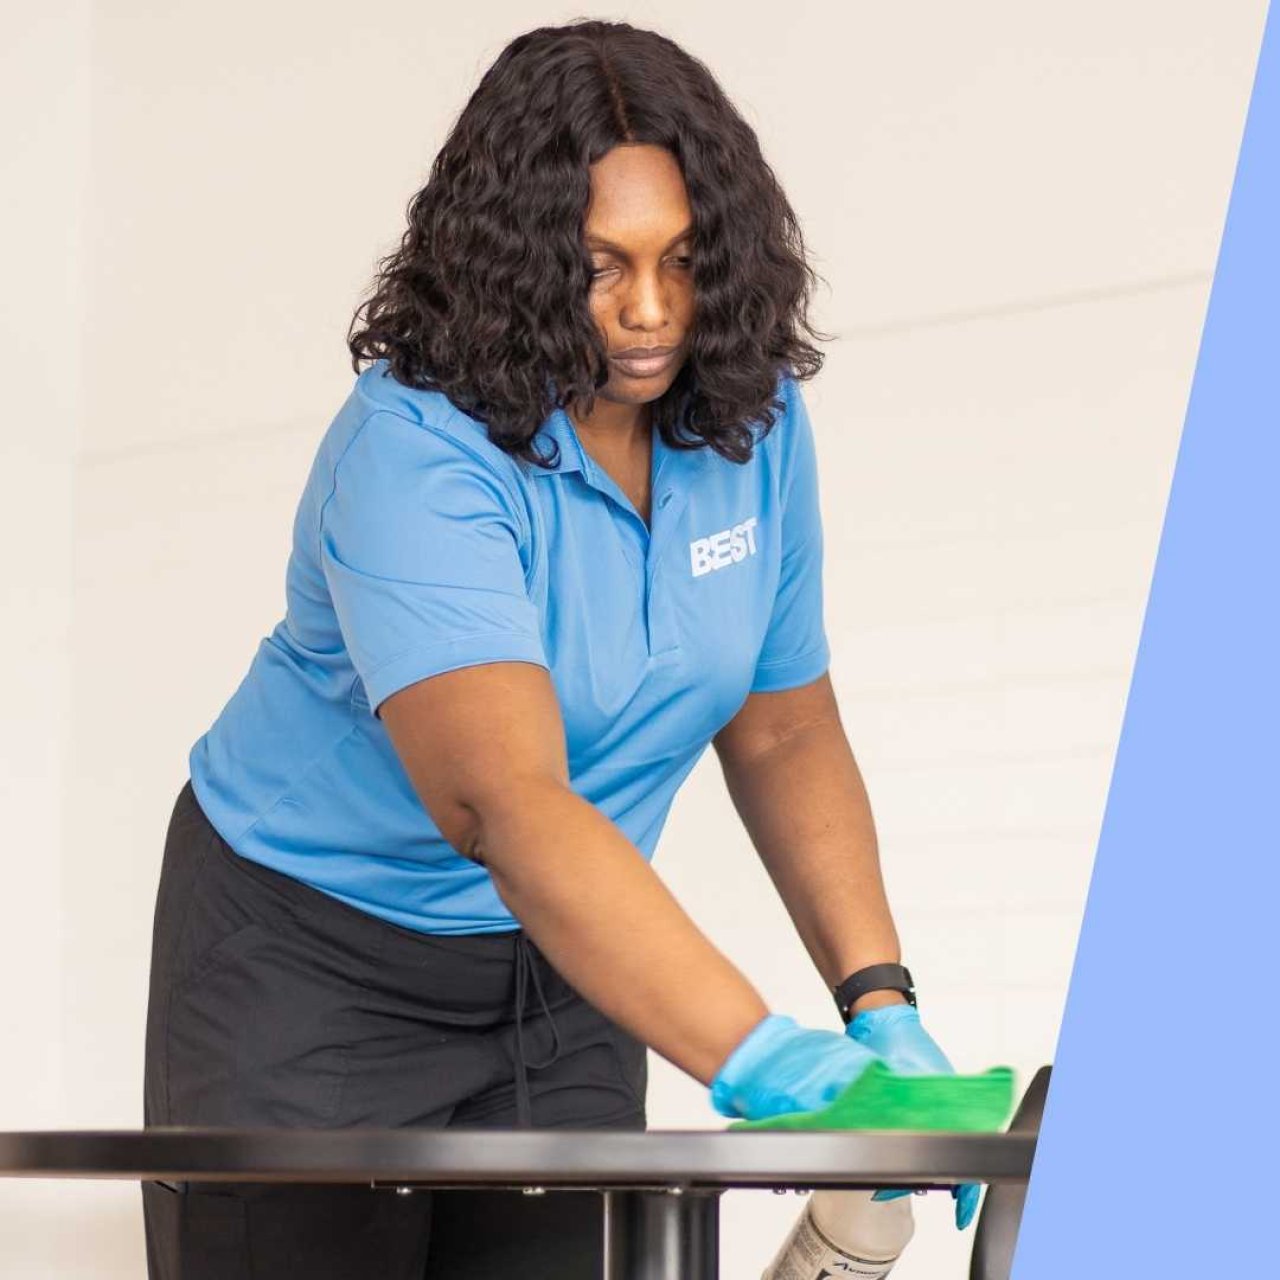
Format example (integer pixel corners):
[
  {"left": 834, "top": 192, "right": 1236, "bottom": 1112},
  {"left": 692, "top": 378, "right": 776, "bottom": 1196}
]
[{"left": 347, "top": 17, "right": 831, "bottom": 468}]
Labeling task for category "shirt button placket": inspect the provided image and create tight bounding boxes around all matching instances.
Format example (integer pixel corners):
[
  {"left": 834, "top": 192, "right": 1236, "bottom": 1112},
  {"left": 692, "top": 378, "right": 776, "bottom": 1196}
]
[{"left": 646, "top": 489, "right": 681, "bottom": 658}]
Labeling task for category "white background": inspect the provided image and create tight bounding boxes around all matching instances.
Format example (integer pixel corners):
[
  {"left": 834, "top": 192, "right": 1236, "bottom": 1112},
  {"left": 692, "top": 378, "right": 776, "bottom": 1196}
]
[{"left": 1, "top": 2, "right": 1267, "bottom": 1275}]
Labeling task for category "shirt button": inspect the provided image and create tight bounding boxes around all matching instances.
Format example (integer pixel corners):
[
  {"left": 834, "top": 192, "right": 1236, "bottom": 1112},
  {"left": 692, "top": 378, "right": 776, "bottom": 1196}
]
[{"left": 659, "top": 491, "right": 673, "bottom": 508}]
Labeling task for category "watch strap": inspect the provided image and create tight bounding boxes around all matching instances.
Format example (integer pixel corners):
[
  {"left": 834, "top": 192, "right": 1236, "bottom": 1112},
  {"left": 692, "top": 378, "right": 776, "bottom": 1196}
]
[{"left": 833, "top": 962, "right": 917, "bottom": 1023}]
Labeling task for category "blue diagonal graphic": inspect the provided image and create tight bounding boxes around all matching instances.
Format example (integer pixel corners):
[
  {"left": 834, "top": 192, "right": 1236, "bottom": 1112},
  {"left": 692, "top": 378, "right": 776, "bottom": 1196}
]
[{"left": 1011, "top": 6, "right": 1279, "bottom": 1277}]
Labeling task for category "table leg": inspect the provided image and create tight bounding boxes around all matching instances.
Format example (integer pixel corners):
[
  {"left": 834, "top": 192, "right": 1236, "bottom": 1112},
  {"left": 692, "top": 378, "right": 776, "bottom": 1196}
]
[{"left": 602, "top": 1188, "right": 722, "bottom": 1280}]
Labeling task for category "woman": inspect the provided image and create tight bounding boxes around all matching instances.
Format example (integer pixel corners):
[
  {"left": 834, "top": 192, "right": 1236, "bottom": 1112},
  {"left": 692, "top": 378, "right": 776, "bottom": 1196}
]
[{"left": 141, "top": 18, "right": 978, "bottom": 1278}]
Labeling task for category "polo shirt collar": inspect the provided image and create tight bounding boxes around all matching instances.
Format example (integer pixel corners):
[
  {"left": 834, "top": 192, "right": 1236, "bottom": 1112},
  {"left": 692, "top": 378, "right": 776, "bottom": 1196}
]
[
  {"left": 528, "top": 405, "right": 588, "bottom": 477},
  {"left": 528, "top": 405, "right": 715, "bottom": 490}
]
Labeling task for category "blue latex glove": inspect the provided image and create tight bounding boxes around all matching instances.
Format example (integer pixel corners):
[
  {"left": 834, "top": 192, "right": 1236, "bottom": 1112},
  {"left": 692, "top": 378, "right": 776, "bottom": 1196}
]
[
  {"left": 846, "top": 1004, "right": 982, "bottom": 1231},
  {"left": 710, "top": 1013, "right": 885, "bottom": 1121}
]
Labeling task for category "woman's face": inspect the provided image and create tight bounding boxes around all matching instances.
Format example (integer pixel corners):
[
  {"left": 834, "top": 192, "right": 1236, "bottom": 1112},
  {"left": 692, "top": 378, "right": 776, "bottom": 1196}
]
[{"left": 581, "top": 143, "right": 696, "bottom": 420}]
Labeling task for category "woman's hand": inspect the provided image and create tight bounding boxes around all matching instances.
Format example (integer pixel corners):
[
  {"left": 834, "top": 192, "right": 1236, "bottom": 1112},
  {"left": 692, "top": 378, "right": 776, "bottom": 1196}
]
[
  {"left": 710, "top": 1013, "right": 885, "bottom": 1121},
  {"left": 845, "top": 1004, "right": 982, "bottom": 1230}
]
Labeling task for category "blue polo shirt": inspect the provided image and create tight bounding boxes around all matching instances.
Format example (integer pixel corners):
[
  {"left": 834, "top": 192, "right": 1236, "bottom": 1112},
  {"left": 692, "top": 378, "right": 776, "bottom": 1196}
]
[{"left": 189, "top": 359, "right": 829, "bottom": 934}]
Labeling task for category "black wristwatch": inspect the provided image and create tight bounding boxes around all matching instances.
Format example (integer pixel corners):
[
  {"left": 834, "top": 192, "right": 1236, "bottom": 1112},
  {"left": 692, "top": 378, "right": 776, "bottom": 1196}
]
[{"left": 833, "top": 962, "right": 917, "bottom": 1024}]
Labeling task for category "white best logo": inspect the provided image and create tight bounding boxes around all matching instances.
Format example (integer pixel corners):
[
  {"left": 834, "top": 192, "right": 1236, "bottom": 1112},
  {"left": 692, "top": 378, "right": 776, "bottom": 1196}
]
[{"left": 690, "top": 516, "right": 759, "bottom": 578}]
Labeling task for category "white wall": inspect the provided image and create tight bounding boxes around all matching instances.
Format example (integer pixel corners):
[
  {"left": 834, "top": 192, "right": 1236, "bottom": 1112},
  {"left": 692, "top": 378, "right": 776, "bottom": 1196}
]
[
  {"left": 1, "top": 2, "right": 1267, "bottom": 1276},
  {"left": 0, "top": 0, "right": 88, "bottom": 1271}
]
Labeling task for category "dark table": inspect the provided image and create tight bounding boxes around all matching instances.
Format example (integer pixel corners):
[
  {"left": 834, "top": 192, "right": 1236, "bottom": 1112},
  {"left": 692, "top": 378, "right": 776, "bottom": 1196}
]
[{"left": 0, "top": 1068, "right": 1047, "bottom": 1280}]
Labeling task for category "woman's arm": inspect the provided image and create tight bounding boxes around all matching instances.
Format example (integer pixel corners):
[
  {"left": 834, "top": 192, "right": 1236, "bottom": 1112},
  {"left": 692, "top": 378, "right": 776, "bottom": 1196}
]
[
  {"left": 379, "top": 659, "right": 769, "bottom": 1085},
  {"left": 712, "top": 672, "right": 908, "bottom": 1015}
]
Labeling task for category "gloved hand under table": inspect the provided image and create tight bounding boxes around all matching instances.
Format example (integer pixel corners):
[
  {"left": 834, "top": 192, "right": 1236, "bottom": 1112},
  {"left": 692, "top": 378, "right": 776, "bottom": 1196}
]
[{"left": 846, "top": 1004, "right": 982, "bottom": 1229}]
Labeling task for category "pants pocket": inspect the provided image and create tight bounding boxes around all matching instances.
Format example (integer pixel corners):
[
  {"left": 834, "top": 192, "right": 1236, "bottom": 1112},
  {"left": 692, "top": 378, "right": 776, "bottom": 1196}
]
[
  {"left": 164, "top": 920, "right": 351, "bottom": 1127},
  {"left": 171, "top": 921, "right": 273, "bottom": 994}
]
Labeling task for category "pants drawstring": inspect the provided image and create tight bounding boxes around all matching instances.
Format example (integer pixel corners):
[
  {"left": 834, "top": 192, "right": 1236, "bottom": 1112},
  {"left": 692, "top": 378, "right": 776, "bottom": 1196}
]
[{"left": 512, "top": 930, "right": 564, "bottom": 1128}]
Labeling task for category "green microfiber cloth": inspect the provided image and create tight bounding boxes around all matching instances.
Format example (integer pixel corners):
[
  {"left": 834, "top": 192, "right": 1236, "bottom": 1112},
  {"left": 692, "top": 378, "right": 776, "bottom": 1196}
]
[{"left": 727, "top": 1060, "right": 1016, "bottom": 1132}]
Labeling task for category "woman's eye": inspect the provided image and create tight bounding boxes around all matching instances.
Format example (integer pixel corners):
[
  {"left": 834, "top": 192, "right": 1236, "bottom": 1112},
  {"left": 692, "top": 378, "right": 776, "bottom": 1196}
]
[{"left": 588, "top": 256, "right": 692, "bottom": 281}]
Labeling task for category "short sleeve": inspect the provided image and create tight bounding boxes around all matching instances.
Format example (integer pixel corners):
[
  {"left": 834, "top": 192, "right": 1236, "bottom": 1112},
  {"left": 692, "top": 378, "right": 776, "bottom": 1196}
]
[
  {"left": 749, "top": 378, "right": 831, "bottom": 693},
  {"left": 319, "top": 410, "right": 548, "bottom": 715}
]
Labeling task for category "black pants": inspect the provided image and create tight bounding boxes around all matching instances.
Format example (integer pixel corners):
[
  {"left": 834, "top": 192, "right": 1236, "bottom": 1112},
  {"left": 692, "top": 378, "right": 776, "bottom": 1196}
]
[{"left": 142, "top": 780, "right": 648, "bottom": 1279}]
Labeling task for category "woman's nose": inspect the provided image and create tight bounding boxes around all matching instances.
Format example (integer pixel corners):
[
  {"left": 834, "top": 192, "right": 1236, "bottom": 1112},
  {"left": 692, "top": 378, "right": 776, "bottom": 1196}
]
[{"left": 620, "top": 269, "right": 677, "bottom": 328}]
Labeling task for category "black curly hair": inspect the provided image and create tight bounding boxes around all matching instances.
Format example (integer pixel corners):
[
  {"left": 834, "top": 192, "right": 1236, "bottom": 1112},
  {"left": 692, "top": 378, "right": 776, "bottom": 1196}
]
[{"left": 346, "top": 17, "right": 832, "bottom": 469}]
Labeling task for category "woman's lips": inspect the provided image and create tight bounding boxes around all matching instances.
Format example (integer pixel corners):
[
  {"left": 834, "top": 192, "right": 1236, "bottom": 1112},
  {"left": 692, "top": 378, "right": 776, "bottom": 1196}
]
[{"left": 610, "top": 348, "right": 680, "bottom": 378}]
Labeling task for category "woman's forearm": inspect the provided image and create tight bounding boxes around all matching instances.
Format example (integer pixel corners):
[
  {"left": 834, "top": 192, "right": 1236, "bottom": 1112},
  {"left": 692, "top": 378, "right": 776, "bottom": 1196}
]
[
  {"left": 717, "top": 718, "right": 905, "bottom": 1007},
  {"left": 471, "top": 779, "right": 768, "bottom": 1085}
]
